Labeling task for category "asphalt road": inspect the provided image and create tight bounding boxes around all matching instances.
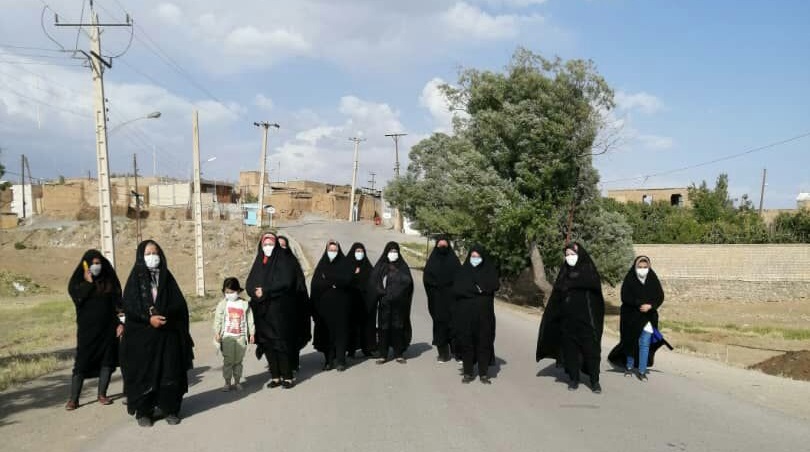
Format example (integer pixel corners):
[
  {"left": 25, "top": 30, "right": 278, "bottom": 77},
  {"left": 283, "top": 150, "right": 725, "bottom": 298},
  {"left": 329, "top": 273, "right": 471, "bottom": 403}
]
[{"left": 2, "top": 218, "right": 809, "bottom": 452}]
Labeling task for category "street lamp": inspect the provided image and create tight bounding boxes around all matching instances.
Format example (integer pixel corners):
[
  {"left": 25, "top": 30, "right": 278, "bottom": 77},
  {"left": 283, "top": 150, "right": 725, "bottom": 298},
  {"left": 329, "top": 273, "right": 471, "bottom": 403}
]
[
  {"left": 109, "top": 111, "right": 162, "bottom": 135},
  {"left": 202, "top": 156, "right": 217, "bottom": 204}
]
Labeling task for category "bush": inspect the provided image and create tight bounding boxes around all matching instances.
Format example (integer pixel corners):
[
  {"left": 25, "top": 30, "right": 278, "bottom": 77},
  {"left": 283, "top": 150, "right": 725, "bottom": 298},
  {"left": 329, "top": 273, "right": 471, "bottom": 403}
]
[{"left": 13, "top": 242, "right": 26, "bottom": 250}]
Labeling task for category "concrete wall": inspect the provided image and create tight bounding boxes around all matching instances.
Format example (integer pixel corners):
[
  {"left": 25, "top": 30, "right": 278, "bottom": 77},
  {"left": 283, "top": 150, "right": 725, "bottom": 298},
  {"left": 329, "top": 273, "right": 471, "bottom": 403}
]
[
  {"left": 631, "top": 244, "right": 810, "bottom": 302},
  {"left": 608, "top": 187, "right": 690, "bottom": 207}
]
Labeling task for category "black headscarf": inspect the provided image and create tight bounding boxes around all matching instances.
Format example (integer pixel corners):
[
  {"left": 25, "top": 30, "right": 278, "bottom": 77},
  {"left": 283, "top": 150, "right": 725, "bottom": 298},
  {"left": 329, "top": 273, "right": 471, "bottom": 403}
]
[
  {"left": 347, "top": 242, "right": 373, "bottom": 270},
  {"left": 68, "top": 249, "right": 121, "bottom": 301},
  {"left": 453, "top": 244, "right": 500, "bottom": 297},
  {"left": 311, "top": 240, "right": 350, "bottom": 302},
  {"left": 246, "top": 232, "right": 296, "bottom": 302},
  {"left": 424, "top": 235, "right": 461, "bottom": 288},
  {"left": 554, "top": 242, "right": 602, "bottom": 292},
  {"left": 123, "top": 240, "right": 179, "bottom": 320}
]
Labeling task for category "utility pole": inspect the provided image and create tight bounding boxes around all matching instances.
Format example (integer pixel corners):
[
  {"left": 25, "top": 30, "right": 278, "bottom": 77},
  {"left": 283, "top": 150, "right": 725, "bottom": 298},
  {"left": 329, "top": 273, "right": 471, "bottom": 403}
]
[
  {"left": 368, "top": 172, "right": 376, "bottom": 191},
  {"left": 758, "top": 168, "right": 767, "bottom": 215},
  {"left": 132, "top": 153, "right": 142, "bottom": 243},
  {"left": 153, "top": 145, "right": 157, "bottom": 177},
  {"left": 55, "top": 3, "right": 132, "bottom": 268},
  {"left": 192, "top": 111, "right": 205, "bottom": 296},
  {"left": 253, "top": 121, "right": 279, "bottom": 227},
  {"left": 20, "top": 154, "right": 26, "bottom": 219},
  {"left": 348, "top": 137, "right": 366, "bottom": 222},
  {"left": 385, "top": 132, "right": 407, "bottom": 232}
]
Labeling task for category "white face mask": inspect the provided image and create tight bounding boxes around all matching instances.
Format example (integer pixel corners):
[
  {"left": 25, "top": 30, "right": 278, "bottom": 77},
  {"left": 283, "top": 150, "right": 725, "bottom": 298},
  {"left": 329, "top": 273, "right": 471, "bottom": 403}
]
[
  {"left": 262, "top": 245, "right": 274, "bottom": 257},
  {"left": 565, "top": 254, "right": 578, "bottom": 267},
  {"left": 225, "top": 292, "right": 239, "bottom": 302},
  {"left": 144, "top": 254, "right": 161, "bottom": 269},
  {"left": 387, "top": 252, "right": 399, "bottom": 262},
  {"left": 327, "top": 251, "right": 338, "bottom": 261},
  {"left": 354, "top": 251, "right": 365, "bottom": 261},
  {"left": 636, "top": 268, "right": 649, "bottom": 279},
  {"left": 89, "top": 264, "right": 102, "bottom": 277},
  {"left": 470, "top": 257, "right": 483, "bottom": 267}
]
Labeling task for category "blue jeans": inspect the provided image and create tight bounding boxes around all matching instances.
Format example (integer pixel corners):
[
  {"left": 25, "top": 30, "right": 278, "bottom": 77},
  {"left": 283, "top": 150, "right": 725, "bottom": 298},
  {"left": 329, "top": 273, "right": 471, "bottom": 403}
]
[{"left": 626, "top": 330, "right": 652, "bottom": 374}]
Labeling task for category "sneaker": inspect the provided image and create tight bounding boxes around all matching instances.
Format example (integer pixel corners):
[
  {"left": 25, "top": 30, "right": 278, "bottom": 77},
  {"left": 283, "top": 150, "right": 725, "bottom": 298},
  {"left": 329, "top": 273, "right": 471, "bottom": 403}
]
[
  {"left": 395, "top": 357, "right": 407, "bottom": 364},
  {"left": 137, "top": 416, "right": 153, "bottom": 427},
  {"left": 480, "top": 376, "right": 492, "bottom": 385},
  {"left": 375, "top": 358, "right": 387, "bottom": 365},
  {"left": 637, "top": 372, "right": 649, "bottom": 382},
  {"left": 437, "top": 356, "right": 451, "bottom": 363},
  {"left": 624, "top": 368, "right": 634, "bottom": 378},
  {"left": 221, "top": 384, "right": 232, "bottom": 392},
  {"left": 267, "top": 380, "right": 282, "bottom": 388},
  {"left": 165, "top": 414, "right": 181, "bottom": 425},
  {"left": 567, "top": 380, "right": 579, "bottom": 391},
  {"left": 65, "top": 400, "right": 78, "bottom": 411},
  {"left": 281, "top": 380, "right": 295, "bottom": 389},
  {"left": 591, "top": 382, "right": 602, "bottom": 394},
  {"left": 462, "top": 374, "right": 475, "bottom": 384},
  {"left": 336, "top": 364, "right": 347, "bottom": 372},
  {"left": 233, "top": 383, "right": 244, "bottom": 391}
]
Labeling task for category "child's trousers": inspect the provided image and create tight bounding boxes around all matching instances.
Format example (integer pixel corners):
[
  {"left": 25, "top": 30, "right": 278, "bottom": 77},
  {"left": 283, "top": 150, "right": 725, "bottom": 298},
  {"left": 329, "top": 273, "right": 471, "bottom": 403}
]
[{"left": 221, "top": 336, "right": 247, "bottom": 383}]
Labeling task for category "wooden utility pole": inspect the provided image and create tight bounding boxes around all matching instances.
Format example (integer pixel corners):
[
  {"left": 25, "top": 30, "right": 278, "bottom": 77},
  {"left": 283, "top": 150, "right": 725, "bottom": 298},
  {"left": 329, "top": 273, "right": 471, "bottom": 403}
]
[
  {"left": 385, "top": 133, "right": 407, "bottom": 232},
  {"left": 20, "top": 154, "right": 26, "bottom": 219},
  {"left": 758, "top": 168, "right": 767, "bottom": 215},
  {"left": 133, "top": 153, "right": 142, "bottom": 243},
  {"left": 348, "top": 137, "right": 366, "bottom": 221},
  {"left": 55, "top": 4, "right": 131, "bottom": 268},
  {"left": 192, "top": 111, "right": 205, "bottom": 296},
  {"left": 253, "top": 121, "right": 279, "bottom": 227}
]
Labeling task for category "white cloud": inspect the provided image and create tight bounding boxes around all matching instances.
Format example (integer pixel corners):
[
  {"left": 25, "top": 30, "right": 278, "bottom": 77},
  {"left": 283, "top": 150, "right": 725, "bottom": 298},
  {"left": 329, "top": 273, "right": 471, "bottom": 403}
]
[
  {"left": 636, "top": 134, "right": 674, "bottom": 150},
  {"left": 155, "top": 3, "right": 182, "bottom": 24},
  {"left": 420, "top": 78, "right": 456, "bottom": 133},
  {"left": 223, "top": 26, "right": 311, "bottom": 57},
  {"left": 615, "top": 90, "right": 664, "bottom": 115},
  {"left": 441, "top": 2, "right": 538, "bottom": 40},
  {"left": 254, "top": 94, "right": 274, "bottom": 111}
]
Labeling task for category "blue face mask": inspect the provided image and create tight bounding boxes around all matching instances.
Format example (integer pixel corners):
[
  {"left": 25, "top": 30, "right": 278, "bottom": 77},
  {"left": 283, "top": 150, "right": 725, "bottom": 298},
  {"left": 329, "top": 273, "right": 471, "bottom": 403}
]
[{"left": 470, "top": 256, "right": 483, "bottom": 267}]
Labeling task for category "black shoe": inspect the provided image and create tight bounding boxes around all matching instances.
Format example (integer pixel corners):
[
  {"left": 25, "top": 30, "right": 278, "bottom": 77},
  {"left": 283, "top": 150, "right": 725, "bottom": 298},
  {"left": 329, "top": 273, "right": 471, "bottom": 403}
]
[
  {"left": 336, "top": 364, "right": 347, "bottom": 372},
  {"left": 281, "top": 380, "right": 295, "bottom": 389},
  {"left": 267, "top": 380, "right": 282, "bottom": 388},
  {"left": 624, "top": 368, "right": 634, "bottom": 378},
  {"left": 591, "top": 382, "right": 602, "bottom": 394},
  {"left": 322, "top": 363, "right": 334, "bottom": 371},
  {"left": 637, "top": 372, "right": 649, "bottom": 382},
  {"left": 165, "top": 414, "right": 181, "bottom": 425},
  {"left": 462, "top": 374, "right": 475, "bottom": 384},
  {"left": 137, "top": 416, "right": 153, "bottom": 427},
  {"left": 480, "top": 376, "right": 492, "bottom": 385},
  {"left": 395, "top": 357, "right": 407, "bottom": 364},
  {"left": 375, "top": 358, "right": 387, "bottom": 365},
  {"left": 362, "top": 350, "right": 374, "bottom": 358},
  {"left": 568, "top": 380, "right": 579, "bottom": 391}
]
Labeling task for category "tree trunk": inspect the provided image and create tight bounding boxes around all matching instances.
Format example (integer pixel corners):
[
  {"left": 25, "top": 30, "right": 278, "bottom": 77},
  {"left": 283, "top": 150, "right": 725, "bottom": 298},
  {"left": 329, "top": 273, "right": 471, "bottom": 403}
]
[{"left": 529, "top": 241, "right": 553, "bottom": 305}]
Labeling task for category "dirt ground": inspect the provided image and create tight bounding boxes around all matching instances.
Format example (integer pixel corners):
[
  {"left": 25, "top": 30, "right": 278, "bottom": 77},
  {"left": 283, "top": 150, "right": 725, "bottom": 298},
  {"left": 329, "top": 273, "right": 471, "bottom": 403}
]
[{"left": 1, "top": 215, "right": 809, "bottom": 383}]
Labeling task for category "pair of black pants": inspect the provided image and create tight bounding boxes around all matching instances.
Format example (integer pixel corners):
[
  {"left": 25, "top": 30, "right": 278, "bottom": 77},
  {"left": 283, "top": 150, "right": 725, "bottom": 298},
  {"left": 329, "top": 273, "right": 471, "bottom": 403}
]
[
  {"left": 69, "top": 367, "right": 113, "bottom": 402},
  {"left": 269, "top": 350, "right": 293, "bottom": 380},
  {"left": 561, "top": 330, "right": 600, "bottom": 384},
  {"left": 134, "top": 385, "right": 182, "bottom": 418},
  {"left": 462, "top": 339, "right": 493, "bottom": 378},
  {"left": 433, "top": 320, "right": 452, "bottom": 358},
  {"left": 378, "top": 328, "right": 405, "bottom": 359},
  {"left": 364, "top": 316, "right": 378, "bottom": 354}
]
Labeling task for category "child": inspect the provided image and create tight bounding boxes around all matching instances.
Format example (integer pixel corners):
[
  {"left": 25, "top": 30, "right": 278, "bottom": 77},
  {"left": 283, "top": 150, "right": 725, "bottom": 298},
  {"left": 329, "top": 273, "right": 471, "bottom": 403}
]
[{"left": 213, "top": 277, "right": 255, "bottom": 391}]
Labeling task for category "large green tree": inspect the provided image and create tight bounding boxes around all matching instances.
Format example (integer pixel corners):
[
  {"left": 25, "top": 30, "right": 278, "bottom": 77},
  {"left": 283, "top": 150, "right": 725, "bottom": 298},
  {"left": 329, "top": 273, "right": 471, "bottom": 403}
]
[{"left": 387, "top": 49, "right": 634, "bottom": 290}]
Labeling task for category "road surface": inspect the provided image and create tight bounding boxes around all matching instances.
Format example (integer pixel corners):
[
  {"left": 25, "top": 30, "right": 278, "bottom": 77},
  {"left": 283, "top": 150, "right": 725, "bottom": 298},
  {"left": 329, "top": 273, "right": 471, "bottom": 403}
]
[{"left": 2, "top": 218, "right": 809, "bottom": 452}]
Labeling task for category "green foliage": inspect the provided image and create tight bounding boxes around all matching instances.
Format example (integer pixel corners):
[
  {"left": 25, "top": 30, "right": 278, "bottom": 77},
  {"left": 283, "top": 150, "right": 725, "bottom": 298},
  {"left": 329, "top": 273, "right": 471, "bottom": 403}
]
[
  {"left": 386, "top": 48, "right": 634, "bottom": 284},
  {"left": 773, "top": 210, "right": 810, "bottom": 243},
  {"left": 243, "top": 192, "right": 258, "bottom": 203}
]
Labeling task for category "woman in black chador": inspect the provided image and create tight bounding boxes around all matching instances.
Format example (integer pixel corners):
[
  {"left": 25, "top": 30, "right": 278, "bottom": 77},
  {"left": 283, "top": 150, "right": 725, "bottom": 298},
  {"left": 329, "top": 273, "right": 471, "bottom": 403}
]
[
  {"left": 66, "top": 249, "right": 123, "bottom": 411},
  {"left": 277, "top": 235, "right": 312, "bottom": 373},
  {"left": 608, "top": 256, "right": 667, "bottom": 381},
  {"left": 122, "top": 240, "right": 194, "bottom": 427},
  {"left": 423, "top": 235, "right": 461, "bottom": 363},
  {"left": 346, "top": 242, "right": 375, "bottom": 358},
  {"left": 454, "top": 245, "right": 499, "bottom": 384},
  {"left": 246, "top": 232, "right": 299, "bottom": 388},
  {"left": 369, "top": 242, "right": 414, "bottom": 364},
  {"left": 311, "top": 240, "right": 352, "bottom": 371},
  {"left": 536, "top": 242, "right": 605, "bottom": 393}
]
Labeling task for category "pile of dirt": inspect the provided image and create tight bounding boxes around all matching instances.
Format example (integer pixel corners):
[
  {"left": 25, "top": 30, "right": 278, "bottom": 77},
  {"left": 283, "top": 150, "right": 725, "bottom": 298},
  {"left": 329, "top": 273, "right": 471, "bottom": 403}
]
[
  {"left": 750, "top": 350, "right": 810, "bottom": 382},
  {"left": 0, "top": 270, "right": 48, "bottom": 297}
]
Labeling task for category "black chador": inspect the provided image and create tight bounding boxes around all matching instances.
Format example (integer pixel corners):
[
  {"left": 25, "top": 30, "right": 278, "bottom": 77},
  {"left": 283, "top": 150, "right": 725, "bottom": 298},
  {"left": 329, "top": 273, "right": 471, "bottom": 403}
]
[
  {"left": 311, "top": 240, "right": 353, "bottom": 371},
  {"left": 608, "top": 256, "right": 670, "bottom": 369},
  {"left": 536, "top": 242, "right": 605, "bottom": 393},
  {"left": 423, "top": 235, "right": 461, "bottom": 362},
  {"left": 246, "top": 233, "right": 299, "bottom": 387},
  {"left": 122, "top": 240, "right": 194, "bottom": 423},
  {"left": 453, "top": 245, "right": 499, "bottom": 383},
  {"left": 369, "top": 242, "right": 414, "bottom": 363},
  {"left": 346, "top": 242, "right": 375, "bottom": 358},
  {"left": 277, "top": 235, "right": 312, "bottom": 372},
  {"left": 66, "top": 249, "right": 122, "bottom": 408}
]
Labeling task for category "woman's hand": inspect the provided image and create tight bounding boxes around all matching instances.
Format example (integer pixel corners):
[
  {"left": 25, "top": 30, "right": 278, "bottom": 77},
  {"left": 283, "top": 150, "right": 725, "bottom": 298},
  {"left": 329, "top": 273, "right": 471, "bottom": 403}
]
[
  {"left": 215, "top": 332, "right": 222, "bottom": 343},
  {"left": 150, "top": 315, "right": 167, "bottom": 328},
  {"left": 249, "top": 334, "right": 255, "bottom": 344},
  {"left": 116, "top": 324, "right": 124, "bottom": 338},
  {"left": 84, "top": 269, "right": 93, "bottom": 283},
  {"left": 640, "top": 304, "right": 652, "bottom": 313}
]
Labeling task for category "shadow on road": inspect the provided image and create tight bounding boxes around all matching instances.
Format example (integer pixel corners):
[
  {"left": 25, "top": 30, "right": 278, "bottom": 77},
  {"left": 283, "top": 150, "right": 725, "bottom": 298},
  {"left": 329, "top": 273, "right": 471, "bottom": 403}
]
[
  {"left": 535, "top": 362, "right": 568, "bottom": 384},
  {"left": 404, "top": 342, "right": 432, "bottom": 360},
  {"left": 182, "top": 371, "right": 265, "bottom": 419}
]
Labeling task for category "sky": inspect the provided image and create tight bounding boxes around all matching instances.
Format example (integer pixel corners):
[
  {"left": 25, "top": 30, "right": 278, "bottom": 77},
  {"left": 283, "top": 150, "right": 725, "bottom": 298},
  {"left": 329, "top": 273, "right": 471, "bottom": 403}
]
[{"left": 0, "top": 0, "right": 808, "bottom": 208}]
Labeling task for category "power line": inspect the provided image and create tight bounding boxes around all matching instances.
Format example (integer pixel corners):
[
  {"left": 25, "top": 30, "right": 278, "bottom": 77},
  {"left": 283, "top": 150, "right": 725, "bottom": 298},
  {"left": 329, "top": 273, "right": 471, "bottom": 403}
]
[
  {"left": 0, "top": 85, "right": 92, "bottom": 118},
  {"left": 0, "top": 59, "right": 84, "bottom": 67},
  {"left": 600, "top": 131, "right": 810, "bottom": 186},
  {"left": 0, "top": 44, "right": 70, "bottom": 53}
]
